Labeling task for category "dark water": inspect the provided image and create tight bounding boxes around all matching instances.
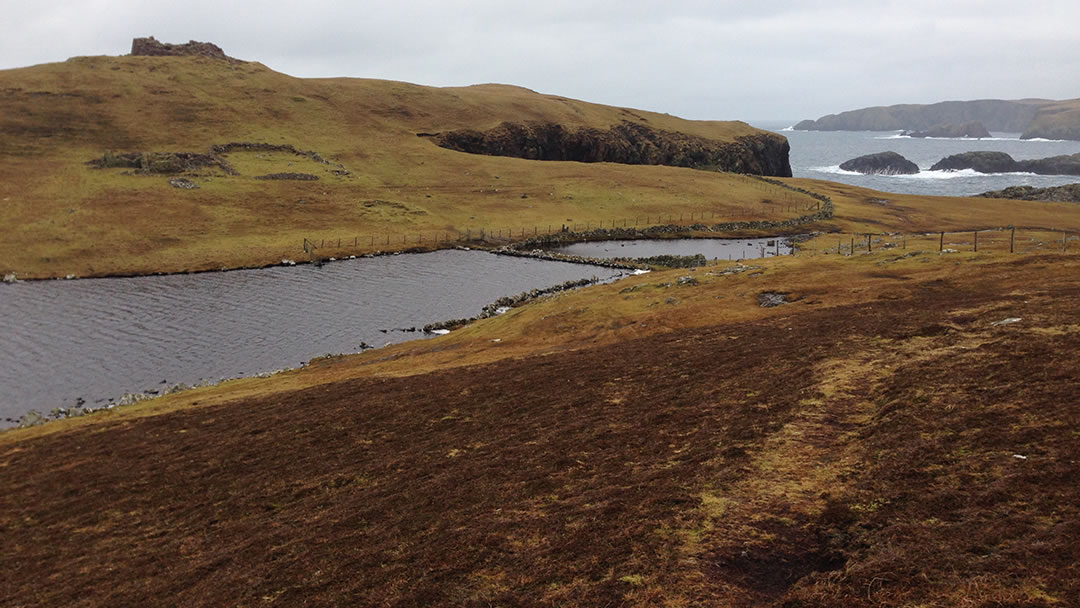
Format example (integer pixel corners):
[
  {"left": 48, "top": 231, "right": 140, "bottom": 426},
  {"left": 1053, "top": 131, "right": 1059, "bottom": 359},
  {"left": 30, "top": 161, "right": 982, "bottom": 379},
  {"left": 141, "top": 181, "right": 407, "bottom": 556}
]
[
  {"left": 752, "top": 120, "right": 1080, "bottom": 197},
  {"left": 547, "top": 237, "right": 791, "bottom": 260},
  {"left": 0, "top": 250, "right": 627, "bottom": 424}
]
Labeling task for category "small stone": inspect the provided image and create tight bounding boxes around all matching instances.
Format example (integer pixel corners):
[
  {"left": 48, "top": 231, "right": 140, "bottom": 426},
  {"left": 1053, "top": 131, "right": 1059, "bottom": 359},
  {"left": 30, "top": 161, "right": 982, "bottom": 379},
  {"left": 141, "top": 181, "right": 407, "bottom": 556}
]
[
  {"left": 168, "top": 177, "right": 199, "bottom": 189},
  {"left": 758, "top": 292, "right": 788, "bottom": 308}
]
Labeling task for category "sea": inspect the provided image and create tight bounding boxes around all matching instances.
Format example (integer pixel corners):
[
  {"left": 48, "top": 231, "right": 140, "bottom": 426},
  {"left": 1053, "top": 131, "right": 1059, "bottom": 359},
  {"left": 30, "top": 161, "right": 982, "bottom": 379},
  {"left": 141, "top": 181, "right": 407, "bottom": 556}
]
[{"left": 751, "top": 120, "right": 1080, "bottom": 197}]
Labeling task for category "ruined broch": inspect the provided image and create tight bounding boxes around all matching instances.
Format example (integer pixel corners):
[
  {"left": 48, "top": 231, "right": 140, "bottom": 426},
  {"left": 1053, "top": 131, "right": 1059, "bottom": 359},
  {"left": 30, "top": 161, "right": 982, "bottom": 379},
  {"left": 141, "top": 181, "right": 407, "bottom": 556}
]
[{"left": 130, "top": 36, "right": 236, "bottom": 61}]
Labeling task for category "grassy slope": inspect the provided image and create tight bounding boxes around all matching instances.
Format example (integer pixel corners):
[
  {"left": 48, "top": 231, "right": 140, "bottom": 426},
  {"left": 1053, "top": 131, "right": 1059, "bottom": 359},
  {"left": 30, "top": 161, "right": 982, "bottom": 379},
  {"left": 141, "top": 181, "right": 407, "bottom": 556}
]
[
  {"left": 1, "top": 55, "right": 785, "bottom": 278},
  {"left": 5, "top": 55, "right": 1076, "bottom": 279}
]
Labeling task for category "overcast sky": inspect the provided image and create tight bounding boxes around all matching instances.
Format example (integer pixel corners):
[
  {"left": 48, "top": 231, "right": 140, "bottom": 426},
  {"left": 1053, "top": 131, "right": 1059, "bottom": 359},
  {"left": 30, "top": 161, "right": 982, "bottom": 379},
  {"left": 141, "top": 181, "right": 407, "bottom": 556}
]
[{"left": 3, "top": 1, "right": 1078, "bottom": 123}]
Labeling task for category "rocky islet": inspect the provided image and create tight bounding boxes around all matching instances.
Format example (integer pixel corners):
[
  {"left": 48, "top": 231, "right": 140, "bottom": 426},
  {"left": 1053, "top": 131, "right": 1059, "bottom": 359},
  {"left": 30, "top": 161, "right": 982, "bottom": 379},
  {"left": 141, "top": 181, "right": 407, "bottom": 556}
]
[
  {"left": 839, "top": 151, "right": 920, "bottom": 175},
  {"left": 931, "top": 151, "right": 1080, "bottom": 175}
]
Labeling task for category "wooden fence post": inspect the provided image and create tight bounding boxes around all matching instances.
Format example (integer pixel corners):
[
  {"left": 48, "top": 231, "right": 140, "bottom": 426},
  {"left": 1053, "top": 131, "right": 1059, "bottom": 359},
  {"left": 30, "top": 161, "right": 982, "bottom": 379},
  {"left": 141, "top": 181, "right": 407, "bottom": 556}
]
[
  {"left": 1010, "top": 228, "right": 1015, "bottom": 253},
  {"left": 939, "top": 232, "right": 944, "bottom": 252},
  {"left": 867, "top": 234, "right": 872, "bottom": 253},
  {"left": 850, "top": 236, "right": 854, "bottom": 256},
  {"left": 974, "top": 230, "right": 978, "bottom": 252}
]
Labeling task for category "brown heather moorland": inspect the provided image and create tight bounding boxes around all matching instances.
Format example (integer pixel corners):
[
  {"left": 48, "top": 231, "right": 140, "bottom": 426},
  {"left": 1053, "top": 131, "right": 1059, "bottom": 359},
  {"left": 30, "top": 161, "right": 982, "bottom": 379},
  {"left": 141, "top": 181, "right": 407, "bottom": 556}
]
[
  {"left": 3, "top": 49, "right": 1080, "bottom": 607},
  {"left": 3, "top": 250, "right": 1080, "bottom": 607}
]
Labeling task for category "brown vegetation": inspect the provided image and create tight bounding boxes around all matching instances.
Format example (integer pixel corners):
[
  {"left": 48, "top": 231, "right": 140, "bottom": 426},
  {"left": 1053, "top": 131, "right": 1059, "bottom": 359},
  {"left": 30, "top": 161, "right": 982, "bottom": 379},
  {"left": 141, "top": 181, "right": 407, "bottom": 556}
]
[{"left": 3, "top": 251, "right": 1079, "bottom": 606}]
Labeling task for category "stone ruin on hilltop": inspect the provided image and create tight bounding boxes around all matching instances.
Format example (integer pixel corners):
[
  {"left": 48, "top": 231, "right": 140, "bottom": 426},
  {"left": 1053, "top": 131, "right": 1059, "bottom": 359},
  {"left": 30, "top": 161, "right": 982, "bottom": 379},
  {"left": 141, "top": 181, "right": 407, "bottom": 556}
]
[{"left": 130, "top": 36, "right": 237, "bottom": 61}]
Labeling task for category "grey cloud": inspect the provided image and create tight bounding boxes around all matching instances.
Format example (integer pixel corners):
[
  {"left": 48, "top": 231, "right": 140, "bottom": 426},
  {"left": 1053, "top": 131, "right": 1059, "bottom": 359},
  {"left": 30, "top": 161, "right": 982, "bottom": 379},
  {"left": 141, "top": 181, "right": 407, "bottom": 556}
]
[{"left": 2, "top": 0, "right": 1078, "bottom": 121}]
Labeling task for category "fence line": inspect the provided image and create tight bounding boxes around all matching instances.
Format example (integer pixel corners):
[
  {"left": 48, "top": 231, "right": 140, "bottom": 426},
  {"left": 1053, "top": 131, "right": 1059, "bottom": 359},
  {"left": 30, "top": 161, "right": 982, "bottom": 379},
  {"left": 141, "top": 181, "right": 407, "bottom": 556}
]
[
  {"left": 300, "top": 200, "right": 827, "bottom": 255},
  {"left": 806, "top": 227, "right": 1078, "bottom": 257}
]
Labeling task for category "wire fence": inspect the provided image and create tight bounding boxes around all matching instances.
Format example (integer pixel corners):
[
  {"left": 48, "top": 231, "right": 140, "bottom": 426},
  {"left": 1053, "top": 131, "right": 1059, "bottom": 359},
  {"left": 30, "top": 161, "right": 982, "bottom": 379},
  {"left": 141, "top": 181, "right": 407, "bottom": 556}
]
[
  {"left": 800, "top": 228, "right": 1079, "bottom": 257},
  {"left": 301, "top": 200, "right": 826, "bottom": 254}
]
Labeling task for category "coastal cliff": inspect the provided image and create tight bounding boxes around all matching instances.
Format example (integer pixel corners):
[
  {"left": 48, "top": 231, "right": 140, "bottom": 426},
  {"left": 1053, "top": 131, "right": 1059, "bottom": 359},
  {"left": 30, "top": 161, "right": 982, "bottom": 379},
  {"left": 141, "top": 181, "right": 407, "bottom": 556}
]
[{"left": 429, "top": 121, "right": 792, "bottom": 177}]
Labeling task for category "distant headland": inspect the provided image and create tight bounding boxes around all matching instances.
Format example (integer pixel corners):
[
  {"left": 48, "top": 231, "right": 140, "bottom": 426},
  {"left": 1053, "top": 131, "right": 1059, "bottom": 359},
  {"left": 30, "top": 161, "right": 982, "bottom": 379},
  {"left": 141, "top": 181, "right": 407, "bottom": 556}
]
[{"left": 795, "top": 99, "right": 1080, "bottom": 141}]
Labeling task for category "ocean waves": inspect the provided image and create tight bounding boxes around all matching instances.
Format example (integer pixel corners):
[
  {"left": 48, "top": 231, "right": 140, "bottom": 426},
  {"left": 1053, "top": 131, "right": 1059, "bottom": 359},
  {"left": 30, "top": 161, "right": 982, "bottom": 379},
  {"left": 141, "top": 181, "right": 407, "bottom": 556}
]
[
  {"left": 811, "top": 166, "right": 1042, "bottom": 180},
  {"left": 872, "top": 132, "right": 1068, "bottom": 143}
]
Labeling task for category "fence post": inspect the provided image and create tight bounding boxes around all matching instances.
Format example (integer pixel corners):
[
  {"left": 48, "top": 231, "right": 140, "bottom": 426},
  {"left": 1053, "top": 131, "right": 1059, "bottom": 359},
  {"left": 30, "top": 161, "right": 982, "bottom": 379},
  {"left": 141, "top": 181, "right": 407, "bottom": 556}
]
[
  {"left": 1064, "top": 231, "right": 1068, "bottom": 253},
  {"left": 973, "top": 230, "right": 978, "bottom": 252},
  {"left": 939, "top": 232, "right": 944, "bottom": 252},
  {"left": 850, "top": 236, "right": 854, "bottom": 256},
  {"left": 867, "top": 234, "right": 871, "bottom": 253},
  {"left": 1010, "top": 228, "right": 1015, "bottom": 253}
]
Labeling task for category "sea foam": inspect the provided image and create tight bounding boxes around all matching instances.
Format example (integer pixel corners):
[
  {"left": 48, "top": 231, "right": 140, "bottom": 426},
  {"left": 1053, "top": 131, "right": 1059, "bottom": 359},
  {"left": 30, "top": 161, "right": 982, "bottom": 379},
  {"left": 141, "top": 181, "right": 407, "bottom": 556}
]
[{"left": 812, "top": 166, "right": 1041, "bottom": 180}]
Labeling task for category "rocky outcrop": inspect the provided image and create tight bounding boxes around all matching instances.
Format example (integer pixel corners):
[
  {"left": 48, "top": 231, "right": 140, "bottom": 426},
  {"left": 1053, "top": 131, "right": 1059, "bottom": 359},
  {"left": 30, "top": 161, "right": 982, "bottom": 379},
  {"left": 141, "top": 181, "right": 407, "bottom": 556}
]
[
  {"left": 130, "top": 37, "right": 235, "bottom": 61},
  {"left": 87, "top": 142, "right": 348, "bottom": 176},
  {"left": 425, "top": 121, "right": 792, "bottom": 177},
  {"left": 931, "top": 151, "right": 1080, "bottom": 175},
  {"left": 977, "top": 183, "right": 1080, "bottom": 202},
  {"left": 902, "top": 121, "right": 991, "bottom": 138},
  {"left": 1019, "top": 154, "right": 1080, "bottom": 175},
  {"left": 87, "top": 151, "right": 234, "bottom": 175},
  {"left": 839, "top": 151, "right": 920, "bottom": 175},
  {"left": 930, "top": 151, "right": 1018, "bottom": 173}
]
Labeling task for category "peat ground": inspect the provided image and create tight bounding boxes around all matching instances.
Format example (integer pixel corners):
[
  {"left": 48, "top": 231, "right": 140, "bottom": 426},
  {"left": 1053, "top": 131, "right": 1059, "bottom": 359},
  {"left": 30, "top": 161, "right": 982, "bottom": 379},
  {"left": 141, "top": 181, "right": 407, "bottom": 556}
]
[{"left": 2, "top": 255, "right": 1079, "bottom": 606}]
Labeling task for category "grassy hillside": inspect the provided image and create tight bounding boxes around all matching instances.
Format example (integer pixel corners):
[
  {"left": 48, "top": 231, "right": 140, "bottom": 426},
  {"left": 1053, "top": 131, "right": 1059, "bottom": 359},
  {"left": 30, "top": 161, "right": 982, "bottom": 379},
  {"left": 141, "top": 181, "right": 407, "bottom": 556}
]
[{"left": 0, "top": 54, "right": 791, "bottom": 278}]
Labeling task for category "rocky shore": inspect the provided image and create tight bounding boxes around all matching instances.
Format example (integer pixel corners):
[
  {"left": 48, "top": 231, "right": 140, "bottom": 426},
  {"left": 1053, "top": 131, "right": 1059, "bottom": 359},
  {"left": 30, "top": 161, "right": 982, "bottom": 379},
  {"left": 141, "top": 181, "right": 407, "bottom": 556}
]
[{"left": 978, "top": 183, "right": 1080, "bottom": 202}]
